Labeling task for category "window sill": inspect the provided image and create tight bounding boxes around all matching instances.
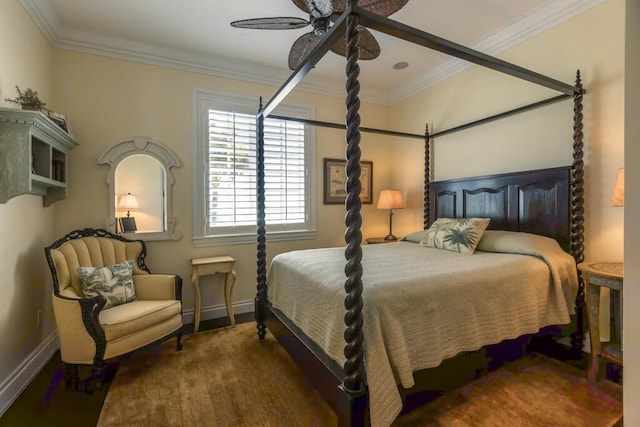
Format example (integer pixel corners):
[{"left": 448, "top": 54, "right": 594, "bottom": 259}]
[{"left": 192, "top": 229, "right": 317, "bottom": 247}]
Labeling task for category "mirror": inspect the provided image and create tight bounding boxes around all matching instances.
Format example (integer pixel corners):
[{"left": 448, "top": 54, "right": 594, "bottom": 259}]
[
  {"left": 98, "top": 136, "right": 181, "bottom": 241},
  {"left": 115, "top": 155, "right": 165, "bottom": 232}
]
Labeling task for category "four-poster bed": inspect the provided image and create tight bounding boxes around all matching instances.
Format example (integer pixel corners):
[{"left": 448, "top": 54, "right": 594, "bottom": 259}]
[{"left": 254, "top": 1, "right": 585, "bottom": 426}]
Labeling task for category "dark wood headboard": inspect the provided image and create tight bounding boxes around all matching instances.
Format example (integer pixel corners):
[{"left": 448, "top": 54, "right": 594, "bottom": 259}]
[{"left": 429, "top": 167, "right": 571, "bottom": 252}]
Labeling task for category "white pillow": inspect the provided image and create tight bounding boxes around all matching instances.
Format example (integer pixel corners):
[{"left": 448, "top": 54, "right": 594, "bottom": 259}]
[{"left": 401, "top": 229, "right": 429, "bottom": 243}]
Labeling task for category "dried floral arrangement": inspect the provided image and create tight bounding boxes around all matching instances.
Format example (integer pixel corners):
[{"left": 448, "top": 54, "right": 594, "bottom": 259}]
[{"left": 4, "top": 86, "right": 47, "bottom": 110}]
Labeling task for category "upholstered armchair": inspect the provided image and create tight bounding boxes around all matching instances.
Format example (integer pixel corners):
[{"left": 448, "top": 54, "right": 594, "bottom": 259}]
[{"left": 45, "top": 228, "right": 183, "bottom": 389}]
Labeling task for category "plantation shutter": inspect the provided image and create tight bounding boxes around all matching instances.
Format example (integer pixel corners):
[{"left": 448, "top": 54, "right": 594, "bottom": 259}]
[{"left": 207, "top": 109, "right": 306, "bottom": 231}]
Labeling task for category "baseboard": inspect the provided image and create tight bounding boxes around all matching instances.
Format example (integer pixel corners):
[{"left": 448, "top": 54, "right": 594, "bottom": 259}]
[
  {"left": 182, "top": 299, "right": 254, "bottom": 324},
  {"left": 0, "top": 332, "right": 59, "bottom": 417}
]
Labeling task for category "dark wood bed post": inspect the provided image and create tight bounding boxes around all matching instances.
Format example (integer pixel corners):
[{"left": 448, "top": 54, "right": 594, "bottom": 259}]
[
  {"left": 424, "top": 124, "right": 431, "bottom": 230},
  {"left": 256, "top": 97, "right": 268, "bottom": 340},
  {"left": 339, "top": 1, "right": 368, "bottom": 425},
  {"left": 570, "top": 70, "right": 586, "bottom": 355}
]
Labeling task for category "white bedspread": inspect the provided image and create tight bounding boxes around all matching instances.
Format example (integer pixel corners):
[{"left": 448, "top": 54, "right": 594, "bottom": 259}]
[{"left": 267, "top": 231, "right": 578, "bottom": 427}]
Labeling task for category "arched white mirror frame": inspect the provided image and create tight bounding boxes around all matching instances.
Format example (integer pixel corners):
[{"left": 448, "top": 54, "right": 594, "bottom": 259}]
[{"left": 98, "top": 135, "right": 181, "bottom": 241}]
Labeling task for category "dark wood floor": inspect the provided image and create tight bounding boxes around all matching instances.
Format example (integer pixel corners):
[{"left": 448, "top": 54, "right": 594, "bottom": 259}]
[
  {"left": 0, "top": 314, "right": 623, "bottom": 427},
  {"left": 0, "top": 314, "right": 251, "bottom": 427}
]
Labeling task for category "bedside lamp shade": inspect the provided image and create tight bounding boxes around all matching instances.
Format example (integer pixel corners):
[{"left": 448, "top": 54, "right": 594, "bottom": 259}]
[
  {"left": 377, "top": 190, "right": 404, "bottom": 240},
  {"left": 377, "top": 190, "right": 404, "bottom": 210},
  {"left": 611, "top": 168, "right": 624, "bottom": 207},
  {"left": 117, "top": 193, "right": 139, "bottom": 217}
]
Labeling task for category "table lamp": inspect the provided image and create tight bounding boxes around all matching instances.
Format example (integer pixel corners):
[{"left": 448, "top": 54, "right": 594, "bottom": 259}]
[
  {"left": 377, "top": 189, "right": 404, "bottom": 240},
  {"left": 118, "top": 193, "right": 139, "bottom": 216},
  {"left": 611, "top": 168, "right": 624, "bottom": 207}
]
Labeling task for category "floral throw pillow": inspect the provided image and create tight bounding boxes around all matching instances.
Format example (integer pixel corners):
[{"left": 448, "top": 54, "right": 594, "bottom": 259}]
[
  {"left": 420, "top": 218, "right": 490, "bottom": 254},
  {"left": 78, "top": 259, "right": 136, "bottom": 309}
]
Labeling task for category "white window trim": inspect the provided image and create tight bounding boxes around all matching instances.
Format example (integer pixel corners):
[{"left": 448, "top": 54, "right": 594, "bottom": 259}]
[{"left": 192, "top": 89, "right": 317, "bottom": 246}]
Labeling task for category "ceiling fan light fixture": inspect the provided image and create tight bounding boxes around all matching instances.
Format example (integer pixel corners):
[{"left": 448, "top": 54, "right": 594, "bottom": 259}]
[{"left": 311, "top": 16, "right": 330, "bottom": 36}]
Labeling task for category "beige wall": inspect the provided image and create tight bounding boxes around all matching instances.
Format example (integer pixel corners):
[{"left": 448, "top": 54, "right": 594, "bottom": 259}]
[
  {"left": 0, "top": 0, "right": 57, "bottom": 385},
  {"left": 624, "top": 0, "right": 639, "bottom": 422},
  {"left": 50, "top": 50, "right": 394, "bottom": 311}
]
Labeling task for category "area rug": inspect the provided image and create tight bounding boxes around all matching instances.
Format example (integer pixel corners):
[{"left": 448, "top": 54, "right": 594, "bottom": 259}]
[{"left": 98, "top": 322, "right": 622, "bottom": 427}]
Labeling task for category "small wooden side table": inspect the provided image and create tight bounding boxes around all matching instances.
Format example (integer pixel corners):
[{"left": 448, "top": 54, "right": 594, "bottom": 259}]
[
  {"left": 577, "top": 261, "right": 623, "bottom": 381},
  {"left": 366, "top": 237, "right": 398, "bottom": 244},
  {"left": 191, "top": 256, "right": 237, "bottom": 332}
]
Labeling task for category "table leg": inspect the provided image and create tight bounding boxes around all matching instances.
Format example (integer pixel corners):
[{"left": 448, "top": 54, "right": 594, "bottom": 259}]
[
  {"left": 192, "top": 269, "right": 202, "bottom": 333},
  {"left": 224, "top": 268, "right": 236, "bottom": 325},
  {"left": 586, "top": 282, "right": 601, "bottom": 381}
]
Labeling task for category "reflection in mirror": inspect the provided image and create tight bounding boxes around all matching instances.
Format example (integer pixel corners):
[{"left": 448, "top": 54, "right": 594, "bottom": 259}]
[
  {"left": 115, "top": 155, "right": 165, "bottom": 233},
  {"left": 98, "top": 136, "right": 181, "bottom": 241}
]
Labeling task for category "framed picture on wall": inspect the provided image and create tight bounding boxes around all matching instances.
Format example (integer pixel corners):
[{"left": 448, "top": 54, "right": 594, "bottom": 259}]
[
  {"left": 323, "top": 158, "right": 373, "bottom": 205},
  {"left": 118, "top": 217, "right": 137, "bottom": 233}
]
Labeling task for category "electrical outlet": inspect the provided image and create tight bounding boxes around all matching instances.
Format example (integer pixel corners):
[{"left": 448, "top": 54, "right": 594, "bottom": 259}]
[{"left": 37, "top": 309, "right": 42, "bottom": 328}]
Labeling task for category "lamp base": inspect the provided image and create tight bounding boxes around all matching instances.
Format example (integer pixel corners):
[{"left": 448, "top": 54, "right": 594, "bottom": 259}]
[{"left": 384, "top": 234, "right": 398, "bottom": 241}]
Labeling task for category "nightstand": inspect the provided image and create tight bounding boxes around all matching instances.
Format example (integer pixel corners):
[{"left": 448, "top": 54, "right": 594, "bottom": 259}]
[
  {"left": 191, "top": 256, "right": 237, "bottom": 332},
  {"left": 366, "top": 237, "right": 398, "bottom": 244},
  {"left": 577, "top": 261, "right": 623, "bottom": 382}
]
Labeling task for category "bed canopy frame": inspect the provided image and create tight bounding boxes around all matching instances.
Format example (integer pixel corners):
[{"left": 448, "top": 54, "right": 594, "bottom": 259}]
[{"left": 254, "top": 1, "right": 585, "bottom": 424}]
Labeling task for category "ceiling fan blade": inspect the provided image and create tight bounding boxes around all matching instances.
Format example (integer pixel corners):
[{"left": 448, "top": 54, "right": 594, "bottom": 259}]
[
  {"left": 330, "top": 27, "right": 381, "bottom": 60},
  {"left": 230, "top": 17, "right": 309, "bottom": 30},
  {"left": 332, "top": 0, "right": 409, "bottom": 17},
  {"left": 288, "top": 32, "right": 323, "bottom": 70},
  {"left": 292, "top": 0, "right": 334, "bottom": 18}
]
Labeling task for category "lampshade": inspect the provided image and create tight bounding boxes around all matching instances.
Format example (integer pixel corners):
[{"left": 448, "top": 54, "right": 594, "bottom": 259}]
[
  {"left": 377, "top": 190, "right": 404, "bottom": 210},
  {"left": 611, "top": 168, "right": 624, "bottom": 207},
  {"left": 117, "top": 193, "right": 139, "bottom": 211}
]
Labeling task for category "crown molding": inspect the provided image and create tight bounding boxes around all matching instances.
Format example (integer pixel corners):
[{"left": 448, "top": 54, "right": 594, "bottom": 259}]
[
  {"left": 388, "top": 0, "right": 606, "bottom": 104},
  {"left": 18, "top": 0, "right": 389, "bottom": 104},
  {"left": 20, "top": 0, "right": 604, "bottom": 106}
]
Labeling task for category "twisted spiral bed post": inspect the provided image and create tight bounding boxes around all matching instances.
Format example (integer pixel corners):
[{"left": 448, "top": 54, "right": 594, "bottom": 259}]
[
  {"left": 256, "top": 97, "right": 268, "bottom": 340},
  {"left": 424, "top": 124, "right": 431, "bottom": 230},
  {"left": 341, "top": 1, "right": 366, "bottom": 397},
  {"left": 570, "top": 70, "right": 585, "bottom": 354}
]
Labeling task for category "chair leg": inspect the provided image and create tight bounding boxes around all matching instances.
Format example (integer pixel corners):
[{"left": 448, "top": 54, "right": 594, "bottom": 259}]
[
  {"left": 93, "top": 361, "right": 109, "bottom": 391},
  {"left": 176, "top": 330, "right": 183, "bottom": 351},
  {"left": 63, "top": 363, "right": 79, "bottom": 391},
  {"left": 82, "top": 361, "right": 106, "bottom": 394}
]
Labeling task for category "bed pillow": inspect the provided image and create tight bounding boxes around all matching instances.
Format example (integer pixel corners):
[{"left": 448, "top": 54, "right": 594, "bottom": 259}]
[
  {"left": 78, "top": 259, "right": 137, "bottom": 309},
  {"left": 477, "top": 230, "right": 563, "bottom": 254},
  {"left": 419, "top": 217, "right": 490, "bottom": 254},
  {"left": 401, "top": 229, "right": 429, "bottom": 243}
]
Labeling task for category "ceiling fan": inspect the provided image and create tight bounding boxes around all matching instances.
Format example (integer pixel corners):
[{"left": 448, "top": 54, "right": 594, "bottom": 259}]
[{"left": 231, "top": 0, "right": 410, "bottom": 70}]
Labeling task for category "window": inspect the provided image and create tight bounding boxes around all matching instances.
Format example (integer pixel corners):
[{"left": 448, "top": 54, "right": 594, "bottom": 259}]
[{"left": 193, "top": 90, "right": 316, "bottom": 245}]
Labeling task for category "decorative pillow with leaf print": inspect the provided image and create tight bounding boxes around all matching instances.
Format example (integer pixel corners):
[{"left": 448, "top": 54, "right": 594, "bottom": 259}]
[
  {"left": 78, "top": 259, "right": 136, "bottom": 309},
  {"left": 420, "top": 218, "right": 490, "bottom": 254}
]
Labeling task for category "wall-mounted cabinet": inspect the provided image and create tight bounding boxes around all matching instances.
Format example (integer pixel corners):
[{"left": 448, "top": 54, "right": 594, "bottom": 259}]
[{"left": 0, "top": 108, "right": 78, "bottom": 206}]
